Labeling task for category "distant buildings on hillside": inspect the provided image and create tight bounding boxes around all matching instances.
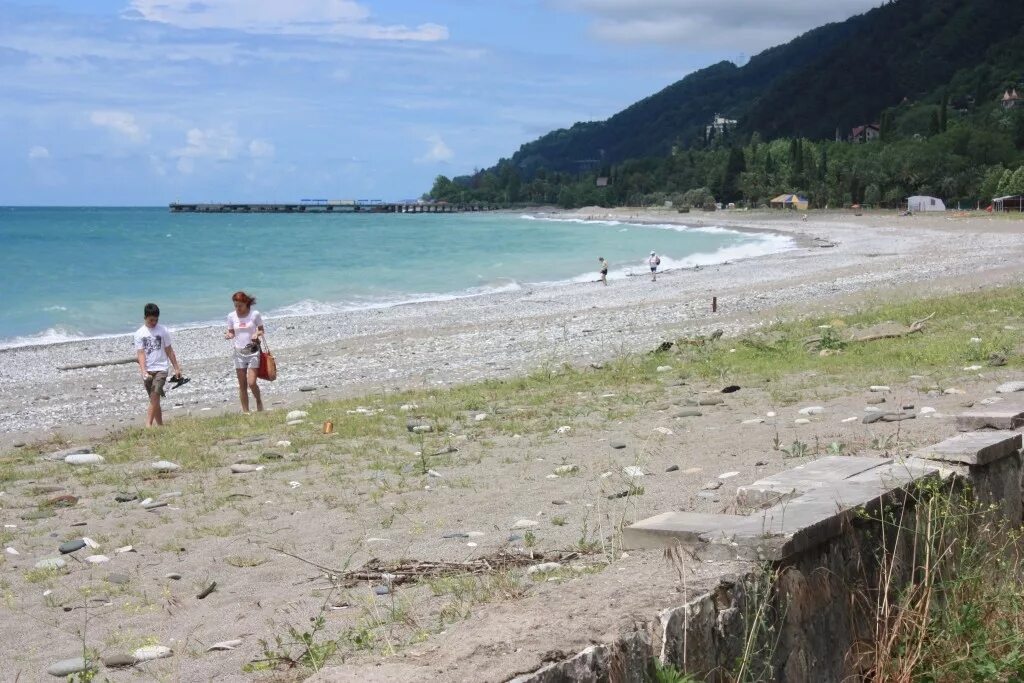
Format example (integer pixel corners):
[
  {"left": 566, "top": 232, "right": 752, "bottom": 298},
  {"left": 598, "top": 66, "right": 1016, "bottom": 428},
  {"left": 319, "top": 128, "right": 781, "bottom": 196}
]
[
  {"left": 1001, "top": 89, "right": 1021, "bottom": 109},
  {"left": 850, "top": 123, "right": 880, "bottom": 143},
  {"left": 705, "top": 113, "right": 737, "bottom": 140}
]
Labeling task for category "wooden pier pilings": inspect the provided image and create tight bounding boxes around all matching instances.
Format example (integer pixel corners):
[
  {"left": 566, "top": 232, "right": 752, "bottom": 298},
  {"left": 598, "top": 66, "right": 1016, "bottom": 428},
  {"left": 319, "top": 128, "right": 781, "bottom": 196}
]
[{"left": 169, "top": 202, "right": 500, "bottom": 214}]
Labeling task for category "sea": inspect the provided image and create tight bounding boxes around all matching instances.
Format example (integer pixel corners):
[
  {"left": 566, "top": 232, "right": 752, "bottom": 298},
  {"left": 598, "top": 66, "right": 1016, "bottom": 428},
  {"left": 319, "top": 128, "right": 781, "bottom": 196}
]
[{"left": 0, "top": 207, "right": 794, "bottom": 348}]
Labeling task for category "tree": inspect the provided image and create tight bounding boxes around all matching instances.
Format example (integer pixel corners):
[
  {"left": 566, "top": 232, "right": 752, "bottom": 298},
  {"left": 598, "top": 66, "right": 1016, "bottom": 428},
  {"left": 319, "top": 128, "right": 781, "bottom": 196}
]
[
  {"left": 929, "top": 109, "right": 941, "bottom": 136},
  {"left": 722, "top": 146, "right": 747, "bottom": 201},
  {"left": 939, "top": 91, "right": 949, "bottom": 132}
]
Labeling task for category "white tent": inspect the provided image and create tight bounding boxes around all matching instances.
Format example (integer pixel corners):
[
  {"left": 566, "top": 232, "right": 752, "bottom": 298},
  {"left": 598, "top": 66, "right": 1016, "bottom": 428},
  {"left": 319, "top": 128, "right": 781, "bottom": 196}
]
[{"left": 907, "top": 195, "right": 946, "bottom": 212}]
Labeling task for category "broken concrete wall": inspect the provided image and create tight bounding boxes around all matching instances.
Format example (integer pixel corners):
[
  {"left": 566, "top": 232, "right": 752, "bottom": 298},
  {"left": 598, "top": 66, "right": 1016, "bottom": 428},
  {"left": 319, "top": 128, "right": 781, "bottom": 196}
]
[{"left": 514, "top": 429, "right": 1022, "bottom": 683}]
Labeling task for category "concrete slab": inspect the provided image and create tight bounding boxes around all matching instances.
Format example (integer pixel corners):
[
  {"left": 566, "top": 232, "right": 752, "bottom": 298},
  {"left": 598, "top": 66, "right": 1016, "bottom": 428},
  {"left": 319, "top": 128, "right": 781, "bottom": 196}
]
[
  {"left": 736, "top": 456, "right": 891, "bottom": 508},
  {"left": 956, "top": 399, "right": 1024, "bottom": 431},
  {"left": 621, "top": 512, "right": 743, "bottom": 550},
  {"left": 914, "top": 431, "right": 1022, "bottom": 466}
]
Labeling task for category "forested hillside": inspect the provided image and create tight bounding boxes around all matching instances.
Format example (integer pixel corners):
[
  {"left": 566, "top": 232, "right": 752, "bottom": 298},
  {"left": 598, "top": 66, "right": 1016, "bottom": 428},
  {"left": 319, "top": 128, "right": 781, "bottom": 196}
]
[{"left": 428, "top": 0, "right": 1024, "bottom": 209}]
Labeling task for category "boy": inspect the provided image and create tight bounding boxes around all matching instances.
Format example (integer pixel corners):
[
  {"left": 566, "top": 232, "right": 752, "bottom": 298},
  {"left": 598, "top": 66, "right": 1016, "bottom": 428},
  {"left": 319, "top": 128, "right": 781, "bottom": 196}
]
[
  {"left": 598, "top": 257, "right": 609, "bottom": 285},
  {"left": 134, "top": 303, "right": 182, "bottom": 427}
]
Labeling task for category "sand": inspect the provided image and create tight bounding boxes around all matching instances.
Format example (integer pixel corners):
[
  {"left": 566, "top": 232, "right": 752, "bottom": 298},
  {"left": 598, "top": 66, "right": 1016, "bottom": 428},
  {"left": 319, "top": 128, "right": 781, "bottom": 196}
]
[{"left": 0, "top": 209, "right": 1023, "bottom": 681}]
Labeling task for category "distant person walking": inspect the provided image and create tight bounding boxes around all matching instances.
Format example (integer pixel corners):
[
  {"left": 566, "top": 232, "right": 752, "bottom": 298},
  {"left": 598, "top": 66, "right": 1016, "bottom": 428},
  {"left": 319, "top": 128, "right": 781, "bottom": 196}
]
[
  {"left": 598, "top": 257, "right": 609, "bottom": 285},
  {"left": 648, "top": 251, "right": 661, "bottom": 281},
  {"left": 225, "top": 291, "right": 265, "bottom": 413},
  {"left": 134, "top": 303, "right": 182, "bottom": 427}
]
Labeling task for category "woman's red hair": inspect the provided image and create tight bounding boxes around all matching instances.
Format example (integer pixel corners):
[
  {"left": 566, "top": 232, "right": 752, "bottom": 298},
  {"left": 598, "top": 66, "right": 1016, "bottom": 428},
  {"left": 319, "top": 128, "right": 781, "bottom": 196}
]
[{"left": 232, "top": 291, "right": 256, "bottom": 306}]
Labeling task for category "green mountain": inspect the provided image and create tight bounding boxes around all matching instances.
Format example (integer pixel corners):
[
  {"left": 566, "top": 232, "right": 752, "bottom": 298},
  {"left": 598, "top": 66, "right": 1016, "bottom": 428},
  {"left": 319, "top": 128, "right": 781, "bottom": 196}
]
[{"left": 492, "top": 0, "right": 1024, "bottom": 177}]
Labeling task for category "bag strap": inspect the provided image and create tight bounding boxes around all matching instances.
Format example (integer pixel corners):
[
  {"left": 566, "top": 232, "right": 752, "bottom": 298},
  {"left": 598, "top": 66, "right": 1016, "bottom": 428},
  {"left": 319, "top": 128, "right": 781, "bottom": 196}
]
[{"left": 260, "top": 336, "right": 272, "bottom": 354}]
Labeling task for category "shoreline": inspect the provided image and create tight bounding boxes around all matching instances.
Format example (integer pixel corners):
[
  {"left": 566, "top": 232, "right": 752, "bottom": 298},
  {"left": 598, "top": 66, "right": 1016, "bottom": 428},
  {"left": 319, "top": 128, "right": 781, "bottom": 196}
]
[
  {"left": 1, "top": 209, "right": 1022, "bottom": 448},
  {"left": 0, "top": 213, "right": 794, "bottom": 352}
]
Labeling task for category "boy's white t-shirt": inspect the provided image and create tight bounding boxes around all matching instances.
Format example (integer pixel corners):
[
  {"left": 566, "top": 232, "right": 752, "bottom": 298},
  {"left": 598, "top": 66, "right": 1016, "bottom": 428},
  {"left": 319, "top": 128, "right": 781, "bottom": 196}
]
[
  {"left": 227, "top": 310, "right": 264, "bottom": 350},
  {"left": 134, "top": 324, "right": 173, "bottom": 372}
]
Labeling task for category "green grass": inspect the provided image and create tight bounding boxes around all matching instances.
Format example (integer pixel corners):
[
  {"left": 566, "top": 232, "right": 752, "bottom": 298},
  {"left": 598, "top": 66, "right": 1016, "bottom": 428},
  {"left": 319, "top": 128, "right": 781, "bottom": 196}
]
[{"left": 2, "top": 287, "right": 1022, "bottom": 485}]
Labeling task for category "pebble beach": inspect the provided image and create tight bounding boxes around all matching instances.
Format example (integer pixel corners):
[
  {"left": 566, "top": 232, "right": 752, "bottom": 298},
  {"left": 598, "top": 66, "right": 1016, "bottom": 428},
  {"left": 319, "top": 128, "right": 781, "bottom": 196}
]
[{"left": 1, "top": 209, "right": 1022, "bottom": 448}]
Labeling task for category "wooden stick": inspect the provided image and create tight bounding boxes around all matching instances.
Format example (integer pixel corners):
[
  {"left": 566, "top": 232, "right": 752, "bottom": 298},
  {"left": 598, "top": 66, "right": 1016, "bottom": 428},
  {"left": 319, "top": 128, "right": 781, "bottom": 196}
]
[{"left": 57, "top": 358, "right": 135, "bottom": 371}]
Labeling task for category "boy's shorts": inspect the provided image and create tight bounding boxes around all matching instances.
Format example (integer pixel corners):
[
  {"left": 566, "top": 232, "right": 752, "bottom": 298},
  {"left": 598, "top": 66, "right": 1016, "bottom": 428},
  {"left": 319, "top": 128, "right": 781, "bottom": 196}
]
[{"left": 144, "top": 371, "right": 167, "bottom": 398}]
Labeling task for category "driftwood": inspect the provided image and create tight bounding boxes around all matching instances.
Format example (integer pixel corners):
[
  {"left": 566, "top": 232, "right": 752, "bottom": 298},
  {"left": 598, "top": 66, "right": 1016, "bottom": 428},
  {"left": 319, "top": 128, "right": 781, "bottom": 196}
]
[
  {"left": 803, "top": 313, "right": 935, "bottom": 350},
  {"left": 58, "top": 357, "right": 135, "bottom": 371},
  {"left": 272, "top": 547, "right": 582, "bottom": 587}
]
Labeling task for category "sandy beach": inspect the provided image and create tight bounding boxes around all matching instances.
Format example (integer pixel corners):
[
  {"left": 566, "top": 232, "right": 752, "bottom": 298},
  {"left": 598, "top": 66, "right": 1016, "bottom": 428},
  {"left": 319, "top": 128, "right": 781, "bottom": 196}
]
[
  {"left": 2, "top": 208, "right": 1024, "bottom": 681},
  {"left": 1, "top": 209, "right": 1021, "bottom": 449}
]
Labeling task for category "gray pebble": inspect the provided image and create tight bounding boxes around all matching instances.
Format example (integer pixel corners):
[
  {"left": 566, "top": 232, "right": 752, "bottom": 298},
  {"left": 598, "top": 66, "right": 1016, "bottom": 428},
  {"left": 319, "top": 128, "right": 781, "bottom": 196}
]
[
  {"left": 102, "top": 654, "right": 137, "bottom": 668},
  {"left": 299, "top": 385, "right": 317, "bottom": 392},
  {"left": 609, "top": 442, "right": 627, "bottom": 450},
  {"left": 114, "top": 493, "right": 137, "bottom": 503},
  {"left": 673, "top": 409, "right": 703, "bottom": 418},
  {"left": 59, "top": 539, "right": 86, "bottom": 554},
  {"left": 665, "top": 465, "right": 680, "bottom": 472},
  {"left": 47, "top": 657, "right": 93, "bottom": 677}
]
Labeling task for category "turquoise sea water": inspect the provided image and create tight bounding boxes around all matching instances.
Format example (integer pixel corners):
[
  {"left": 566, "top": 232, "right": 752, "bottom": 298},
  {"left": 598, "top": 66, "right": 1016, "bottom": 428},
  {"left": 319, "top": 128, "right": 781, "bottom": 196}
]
[{"left": 0, "top": 207, "right": 793, "bottom": 347}]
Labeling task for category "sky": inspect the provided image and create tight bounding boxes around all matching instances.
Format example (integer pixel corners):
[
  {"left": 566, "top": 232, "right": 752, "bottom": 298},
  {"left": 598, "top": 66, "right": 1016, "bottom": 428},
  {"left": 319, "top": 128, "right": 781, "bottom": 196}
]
[{"left": 0, "top": 0, "right": 880, "bottom": 205}]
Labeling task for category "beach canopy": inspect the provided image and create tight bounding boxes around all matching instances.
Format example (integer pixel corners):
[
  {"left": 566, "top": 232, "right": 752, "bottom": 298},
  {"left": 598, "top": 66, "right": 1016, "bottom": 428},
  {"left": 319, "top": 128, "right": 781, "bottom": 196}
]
[
  {"left": 907, "top": 195, "right": 946, "bottom": 212},
  {"left": 769, "top": 193, "right": 809, "bottom": 210}
]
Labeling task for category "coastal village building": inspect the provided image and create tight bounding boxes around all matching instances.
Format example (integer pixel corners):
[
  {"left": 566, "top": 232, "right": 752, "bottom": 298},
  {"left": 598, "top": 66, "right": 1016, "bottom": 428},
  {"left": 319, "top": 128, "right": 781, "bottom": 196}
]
[
  {"left": 1001, "top": 89, "right": 1021, "bottom": 109},
  {"left": 705, "top": 113, "right": 737, "bottom": 139},
  {"left": 993, "top": 195, "right": 1024, "bottom": 211},
  {"left": 769, "top": 193, "right": 809, "bottom": 210},
  {"left": 850, "top": 123, "right": 880, "bottom": 143}
]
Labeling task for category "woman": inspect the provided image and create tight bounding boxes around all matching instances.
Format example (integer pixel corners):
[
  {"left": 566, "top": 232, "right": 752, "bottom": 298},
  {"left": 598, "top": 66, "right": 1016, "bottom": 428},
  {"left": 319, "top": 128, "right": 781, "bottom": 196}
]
[
  {"left": 224, "top": 291, "right": 265, "bottom": 412},
  {"left": 598, "top": 257, "right": 609, "bottom": 285}
]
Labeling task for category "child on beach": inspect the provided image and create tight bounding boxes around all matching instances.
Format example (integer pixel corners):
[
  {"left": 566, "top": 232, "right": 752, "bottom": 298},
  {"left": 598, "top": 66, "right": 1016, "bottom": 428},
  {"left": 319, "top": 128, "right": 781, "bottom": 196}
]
[
  {"left": 133, "top": 303, "right": 182, "bottom": 427},
  {"left": 225, "top": 291, "right": 265, "bottom": 413},
  {"left": 598, "top": 257, "right": 609, "bottom": 285},
  {"left": 648, "top": 251, "right": 661, "bottom": 281}
]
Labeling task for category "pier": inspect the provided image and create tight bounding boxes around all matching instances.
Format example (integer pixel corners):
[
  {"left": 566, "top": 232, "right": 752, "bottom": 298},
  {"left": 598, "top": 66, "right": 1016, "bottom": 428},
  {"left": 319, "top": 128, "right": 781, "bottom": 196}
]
[{"left": 168, "top": 202, "right": 500, "bottom": 214}]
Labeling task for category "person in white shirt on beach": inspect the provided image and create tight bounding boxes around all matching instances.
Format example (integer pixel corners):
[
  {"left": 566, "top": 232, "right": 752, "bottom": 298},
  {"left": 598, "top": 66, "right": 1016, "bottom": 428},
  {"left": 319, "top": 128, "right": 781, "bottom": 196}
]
[
  {"left": 133, "top": 302, "right": 182, "bottom": 427},
  {"left": 648, "top": 251, "right": 661, "bottom": 281},
  {"left": 225, "top": 290, "right": 265, "bottom": 413}
]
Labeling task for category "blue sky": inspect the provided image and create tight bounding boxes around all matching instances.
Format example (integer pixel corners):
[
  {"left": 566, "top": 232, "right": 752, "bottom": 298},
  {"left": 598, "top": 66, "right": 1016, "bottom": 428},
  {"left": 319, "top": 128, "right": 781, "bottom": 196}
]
[{"left": 1, "top": 0, "right": 878, "bottom": 205}]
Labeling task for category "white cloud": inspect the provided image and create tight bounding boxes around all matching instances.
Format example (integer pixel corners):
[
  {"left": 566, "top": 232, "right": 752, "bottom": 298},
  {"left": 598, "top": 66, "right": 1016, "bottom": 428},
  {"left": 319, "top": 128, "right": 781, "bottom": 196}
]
[
  {"left": 249, "top": 139, "right": 275, "bottom": 159},
  {"left": 126, "top": 0, "right": 449, "bottom": 41},
  {"left": 416, "top": 133, "right": 453, "bottom": 163},
  {"left": 28, "top": 145, "right": 50, "bottom": 160},
  {"left": 90, "top": 110, "right": 149, "bottom": 142},
  {"left": 558, "top": 0, "right": 879, "bottom": 51},
  {"left": 171, "top": 126, "right": 242, "bottom": 173}
]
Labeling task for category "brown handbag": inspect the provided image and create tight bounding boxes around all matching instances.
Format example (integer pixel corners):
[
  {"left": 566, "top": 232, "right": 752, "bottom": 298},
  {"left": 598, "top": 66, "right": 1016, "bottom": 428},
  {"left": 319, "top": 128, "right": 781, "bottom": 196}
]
[{"left": 257, "top": 337, "right": 277, "bottom": 381}]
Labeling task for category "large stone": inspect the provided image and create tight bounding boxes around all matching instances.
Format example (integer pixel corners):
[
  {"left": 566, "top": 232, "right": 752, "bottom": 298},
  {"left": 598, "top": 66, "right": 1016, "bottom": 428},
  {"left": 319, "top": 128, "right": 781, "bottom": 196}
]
[
  {"left": 133, "top": 645, "right": 172, "bottom": 662},
  {"left": 34, "top": 557, "right": 67, "bottom": 570},
  {"left": 736, "top": 456, "right": 890, "bottom": 508},
  {"left": 684, "top": 395, "right": 725, "bottom": 406},
  {"left": 47, "top": 657, "right": 93, "bottom": 677},
  {"left": 996, "top": 381, "right": 1024, "bottom": 394},
  {"left": 151, "top": 460, "right": 180, "bottom": 472},
  {"left": 65, "top": 453, "right": 104, "bottom": 465},
  {"left": 59, "top": 539, "right": 86, "bottom": 554},
  {"left": 286, "top": 410, "right": 308, "bottom": 421},
  {"left": 103, "top": 654, "right": 138, "bottom": 668},
  {"left": 956, "top": 398, "right": 1024, "bottom": 431}
]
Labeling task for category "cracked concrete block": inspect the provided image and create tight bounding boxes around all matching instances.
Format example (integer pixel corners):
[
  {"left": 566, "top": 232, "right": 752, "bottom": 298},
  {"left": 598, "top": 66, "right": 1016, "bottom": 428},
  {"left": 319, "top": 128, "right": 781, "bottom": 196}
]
[
  {"left": 914, "top": 431, "right": 1022, "bottom": 466},
  {"left": 622, "top": 512, "right": 743, "bottom": 550},
  {"left": 736, "top": 456, "right": 891, "bottom": 508},
  {"left": 956, "top": 399, "right": 1024, "bottom": 431}
]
